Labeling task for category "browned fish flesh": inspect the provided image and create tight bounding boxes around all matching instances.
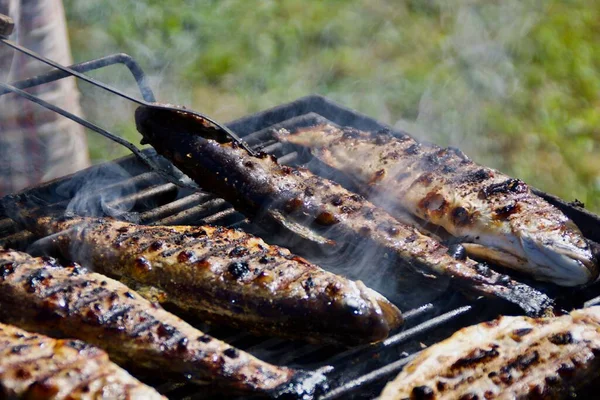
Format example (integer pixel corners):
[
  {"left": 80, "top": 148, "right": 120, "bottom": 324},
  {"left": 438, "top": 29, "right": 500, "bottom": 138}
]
[
  {"left": 0, "top": 248, "right": 322, "bottom": 397},
  {"left": 0, "top": 322, "right": 165, "bottom": 399},
  {"left": 279, "top": 124, "right": 598, "bottom": 287},
  {"left": 380, "top": 306, "right": 600, "bottom": 399},
  {"left": 133, "top": 106, "right": 554, "bottom": 317},
  {"left": 26, "top": 215, "right": 402, "bottom": 346}
]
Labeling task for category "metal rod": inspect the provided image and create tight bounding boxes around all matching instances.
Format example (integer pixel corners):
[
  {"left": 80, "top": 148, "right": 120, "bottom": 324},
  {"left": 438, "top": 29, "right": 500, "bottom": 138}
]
[
  {"left": 0, "top": 81, "right": 198, "bottom": 190},
  {"left": 1, "top": 38, "right": 146, "bottom": 106},
  {"left": 0, "top": 53, "right": 156, "bottom": 102},
  {"left": 319, "top": 354, "right": 417, "bottom": 400},
  {"left": 325, "top": 304, "right": 472, "bottom": 371},
  {"left": 0, "top": 38, "right": 257, "bottom": 155}
]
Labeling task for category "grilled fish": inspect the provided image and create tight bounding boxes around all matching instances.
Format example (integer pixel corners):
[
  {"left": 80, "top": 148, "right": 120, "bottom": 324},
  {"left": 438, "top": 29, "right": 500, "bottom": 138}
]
[
  {"left": 0, "top": 248, "right": 320, "bottom": 397},
  {"left": 0, "top": 322, "right": 164, "bottom": 399},
  {"left": 380, "top": 306, "right": 600, "bottom": 400},
  {"left": 26, "top": 215, "right": 402, "bottom": 346},
  {"left": 279, "top": 124, "right": 598, "bottom": 286},
  {"left": 134, "top": 106, "right": 553, "bottom": 317}
]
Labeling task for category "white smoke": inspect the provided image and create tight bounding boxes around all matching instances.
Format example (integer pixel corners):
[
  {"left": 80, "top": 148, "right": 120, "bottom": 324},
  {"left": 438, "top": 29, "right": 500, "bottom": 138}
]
[
  {"left": 56, "top": 162, "right": 136, "bottom": 217},
  {"left": 395, "top": 0, "right": 540, "bottom": 162}
]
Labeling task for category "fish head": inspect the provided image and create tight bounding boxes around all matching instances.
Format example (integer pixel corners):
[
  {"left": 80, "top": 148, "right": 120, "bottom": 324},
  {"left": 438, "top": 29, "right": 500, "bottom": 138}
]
[
  {"left": 513, "top": 215, "right": 598, "bottom": 286},
  {"left": 466, "top": 206, "right": 598, "bottom": 286}
]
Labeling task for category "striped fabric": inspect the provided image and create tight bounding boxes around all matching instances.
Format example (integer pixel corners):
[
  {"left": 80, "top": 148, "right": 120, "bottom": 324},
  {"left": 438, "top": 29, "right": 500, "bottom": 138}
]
[{"left": 0, "top": 0, "right": 89, "bottom": 196}]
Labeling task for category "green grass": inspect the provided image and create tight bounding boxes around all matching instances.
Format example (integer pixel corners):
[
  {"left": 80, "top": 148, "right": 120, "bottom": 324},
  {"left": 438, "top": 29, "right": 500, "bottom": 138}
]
[{"left": 64, "top": 0, "right": 600, "bottom": 212}]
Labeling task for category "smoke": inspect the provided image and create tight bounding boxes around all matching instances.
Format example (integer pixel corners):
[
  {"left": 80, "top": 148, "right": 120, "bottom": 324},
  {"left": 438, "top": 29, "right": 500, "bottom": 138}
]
[
  {"left": 243, "top": 145, "right": 454, "bottom": 309},
  {"left": 262, "top": 1, "right": 544, "bottom": 308},
  {"left": 20, "top": 162, "right": 137, "bottom": 268},
  {"left": 310, "top": 235, "right": 452, "bottom": 311},
  {"left": 10, "top": 1, "right": 545, "bottom": 307},
  {"left": 56, "top": 163, "right": 136, "bottom": 217},
  {"left": 62, "top": 0, "right": 543, "bottom": 168},
  {"left": 395, "top": 0, "right": 540, "bottom": 161}
]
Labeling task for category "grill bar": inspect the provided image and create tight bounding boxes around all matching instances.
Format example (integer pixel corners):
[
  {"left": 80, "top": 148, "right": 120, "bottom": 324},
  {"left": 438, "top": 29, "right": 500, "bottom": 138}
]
[{"left": 321, "top": 355, "right": 417, "bottom": 400}]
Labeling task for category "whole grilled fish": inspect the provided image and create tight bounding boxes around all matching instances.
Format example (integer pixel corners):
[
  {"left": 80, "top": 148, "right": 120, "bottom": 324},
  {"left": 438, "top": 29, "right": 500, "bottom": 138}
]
[
  {"left": 380, "top": 306, "right": 600, "bottom": 400},
  {"left": 0, "top": 322, "right": 164, "bottom": 399},
  {"left": 26, "top": 215, "right": 402, "bottom": 346},
  {"left": 279, "top": 124, "right": 598, "bottom": 287},
  {"left": 134, "top": 106, "right": 553, "bottom": 316},
  {"left": 0, "top": 248, "right": 321, "bottom": 397}
]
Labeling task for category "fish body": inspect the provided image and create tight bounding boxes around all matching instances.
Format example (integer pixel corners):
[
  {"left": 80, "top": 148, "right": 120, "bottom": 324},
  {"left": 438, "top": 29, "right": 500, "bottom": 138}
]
[
  {"left": 134, "top": 106, "right": 554, "bottom": 316},
  {"left": 280, "top": 124, "right": 598, "bottom": 287},
  {"left": 380, "top": 306, "right": 600, "bottom": 399},
  {"left": 0, "top": 248, "right": 314, "bottom": 396},
  {"left": 28, "top": 215, "right": 402, "bottom": 346},
  {"left": 0, "top": 322, "right": 164, "bottom": 400}
]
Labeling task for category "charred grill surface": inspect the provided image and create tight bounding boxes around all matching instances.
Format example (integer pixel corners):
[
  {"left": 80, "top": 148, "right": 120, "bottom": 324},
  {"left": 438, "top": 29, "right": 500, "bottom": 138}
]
[
  {"left": 0, "top": 248, "right": 321, "bottom": 396},
  {"left": 280, "top": 124, "right": 598, "bottom": 287},
  {"left": 0, "top": 322, "right": 164, "bottom": 399},
  {"left": 380, "top": 307, "right": 600, "bottom": 400},
  {"left": 135, "top": 106, "right": 553, "bottom": 317},
  {"left": 25, "top": 215, "right": 402, "bottom": 346}
]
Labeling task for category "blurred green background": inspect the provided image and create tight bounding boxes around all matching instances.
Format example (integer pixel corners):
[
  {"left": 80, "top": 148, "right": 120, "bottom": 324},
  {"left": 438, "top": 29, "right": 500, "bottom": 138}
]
[{"left": 64, "top": 0, "right": 600, "bottom": 213}]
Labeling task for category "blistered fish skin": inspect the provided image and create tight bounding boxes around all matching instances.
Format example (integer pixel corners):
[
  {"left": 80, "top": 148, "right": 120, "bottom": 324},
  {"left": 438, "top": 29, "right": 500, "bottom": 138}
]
[
  {"left": 280, "top": 124, "right": 598, "bottom": 286},
  {"left": 0, "top": 322, "right": 165, "bottom": 399},
  {"left": 380, "top": 307, "right": 600, "bottom": 400},
  {"left": 28, "top": 215, "right": 402, "bottom": 346},
  {"left": 133, "top": 106, "right": 554, "bottom": 317},
  {"left": 0, "top": 248, "right": 317, "bottom": 396}
]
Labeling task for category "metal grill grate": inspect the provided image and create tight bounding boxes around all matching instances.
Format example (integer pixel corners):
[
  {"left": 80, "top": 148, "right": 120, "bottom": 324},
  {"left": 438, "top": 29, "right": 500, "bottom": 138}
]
[{"left": 1, "top": 95, "right": 600, "bottom": 399}]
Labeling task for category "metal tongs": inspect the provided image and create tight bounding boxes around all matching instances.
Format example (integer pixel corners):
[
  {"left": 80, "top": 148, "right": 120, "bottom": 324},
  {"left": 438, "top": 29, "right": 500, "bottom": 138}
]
[{"left": 0, "top": 13, "right": 255, "bottom": 190}]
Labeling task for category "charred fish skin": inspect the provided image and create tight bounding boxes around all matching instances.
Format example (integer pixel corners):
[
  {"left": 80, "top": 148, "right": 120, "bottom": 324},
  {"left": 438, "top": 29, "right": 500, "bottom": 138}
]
[
  {"left": 0, "top": 322, "right": 165, "bottom": 400},
  {"left": 27, "top": 215, "right": 402, "bottom": 346},
  {"left": 380, "top": 307, "right": 600, "bottom": 400},
  {"left": 280, "top": 125, "right": 598, "bottom": 287},
  {"left": 134, "top": 106, "right": 554, "bottom": 317},
  {"left": 0, "top": 248, "right": 320, "bottom": 396}
]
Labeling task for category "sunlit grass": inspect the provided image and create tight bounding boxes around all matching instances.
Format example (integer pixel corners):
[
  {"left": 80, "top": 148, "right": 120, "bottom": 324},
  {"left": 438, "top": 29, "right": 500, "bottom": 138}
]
[{"left": 64, "top": 0, "right": 600, "bottom": 212}]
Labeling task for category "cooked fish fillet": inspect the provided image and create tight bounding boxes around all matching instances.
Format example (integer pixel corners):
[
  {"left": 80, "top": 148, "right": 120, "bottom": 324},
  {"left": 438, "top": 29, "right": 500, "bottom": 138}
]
[
  {"left": 134, "top": 106, "right": 554, "bottom": 317},
  {"left": 0, "top": 322, "right": 164, "bottom": 399},
  {"left": 26, "top": 215, "right": 402, "bottom": 346},
  {"left": 380, "top": 306, "right": 600, "bottom": 400},
  {"left": 279, "top": 124, "right": 598, "bottom": 287},
  {"left": 0, "top": 248, "right": 317, "bottom": 396}
]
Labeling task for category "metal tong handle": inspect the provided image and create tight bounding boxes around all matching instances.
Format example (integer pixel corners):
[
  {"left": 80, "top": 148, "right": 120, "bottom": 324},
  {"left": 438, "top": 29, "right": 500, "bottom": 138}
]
[
  {"left": 0, "top": 12, "right": 255, "bottom": 188},
  {"left": 0, "top": 13, "right": 255, "bottom": 155},
  {"left": 0, "top": 81, "right": 199, "bottom": 187}
]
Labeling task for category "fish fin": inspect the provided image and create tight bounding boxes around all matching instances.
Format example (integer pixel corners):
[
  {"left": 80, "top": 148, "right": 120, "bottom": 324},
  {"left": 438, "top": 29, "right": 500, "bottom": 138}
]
[
  {"left": 462, "top": 243, "right": 529, "bottom": 271},
  {"left": 272, "top": 128, "right": 291, "bottom": 142},
  {"left": 270, "top": 210, "right": 336, "bottom": 246},
  {"left": 274, "top": 126, "right": 327, "bottom": 146},
  {"left": 275, "top": 128, "right": 327, "bottom": 159},
  {"left": 121, "top": 279, "right": 169, "bottom": 304}
]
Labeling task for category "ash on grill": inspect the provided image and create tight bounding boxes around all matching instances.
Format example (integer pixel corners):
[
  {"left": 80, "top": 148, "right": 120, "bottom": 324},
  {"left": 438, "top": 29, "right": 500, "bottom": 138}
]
[{"left": 2, "top": 95, "right": 600, "bottom": 399}]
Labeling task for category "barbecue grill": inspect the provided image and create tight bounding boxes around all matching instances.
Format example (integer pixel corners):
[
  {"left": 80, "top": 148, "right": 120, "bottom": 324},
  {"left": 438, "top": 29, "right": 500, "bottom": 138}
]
[
  {"left": 2, "top": 93, "right": 600, "bottom": 399},
  {"left": 1, "top": 15, "right": 600, "bottom": 396}
]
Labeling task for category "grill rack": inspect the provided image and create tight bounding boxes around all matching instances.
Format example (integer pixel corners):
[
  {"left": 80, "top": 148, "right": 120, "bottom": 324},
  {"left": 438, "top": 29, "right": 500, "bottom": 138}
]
[{"left": 2, "top": 86, "right": 600, "bottom": 399}]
